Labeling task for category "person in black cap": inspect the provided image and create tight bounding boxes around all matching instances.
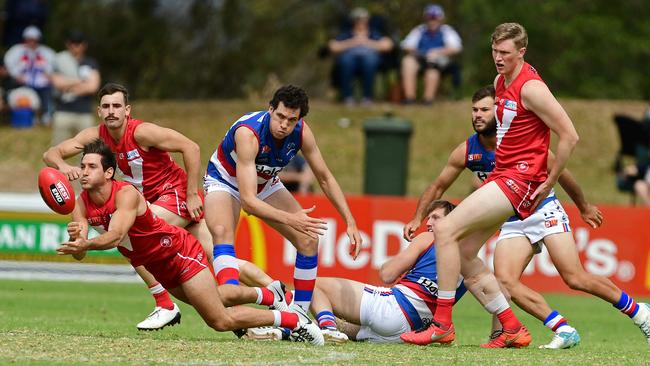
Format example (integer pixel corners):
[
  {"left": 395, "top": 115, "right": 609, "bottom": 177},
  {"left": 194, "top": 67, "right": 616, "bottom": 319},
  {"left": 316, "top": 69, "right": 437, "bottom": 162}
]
[{"left": 50, "top": 30, "right": 101, "bottom": 144}]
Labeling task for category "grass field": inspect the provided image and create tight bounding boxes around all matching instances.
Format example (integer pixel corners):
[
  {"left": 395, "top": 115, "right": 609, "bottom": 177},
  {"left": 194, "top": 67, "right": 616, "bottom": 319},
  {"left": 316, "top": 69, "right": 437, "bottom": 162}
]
[
  {"left": 0, "top": 98, "right": 648, "bottom": 205},
  {"left": 1, "top": 279, "right": 648, "bottom": 365}
]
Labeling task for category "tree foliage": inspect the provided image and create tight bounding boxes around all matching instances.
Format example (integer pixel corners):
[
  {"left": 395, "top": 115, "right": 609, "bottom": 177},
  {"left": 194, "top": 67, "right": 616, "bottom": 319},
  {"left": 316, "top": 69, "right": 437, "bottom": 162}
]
[{"left": 29, "top": 0, "right": 650, "bottom": 99}]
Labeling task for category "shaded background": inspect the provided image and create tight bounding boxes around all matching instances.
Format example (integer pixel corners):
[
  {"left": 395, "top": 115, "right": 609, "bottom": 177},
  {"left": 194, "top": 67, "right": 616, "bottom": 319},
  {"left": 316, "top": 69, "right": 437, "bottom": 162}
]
[{"left": 3, "top": 0, "right": 648, "bottom": 100}]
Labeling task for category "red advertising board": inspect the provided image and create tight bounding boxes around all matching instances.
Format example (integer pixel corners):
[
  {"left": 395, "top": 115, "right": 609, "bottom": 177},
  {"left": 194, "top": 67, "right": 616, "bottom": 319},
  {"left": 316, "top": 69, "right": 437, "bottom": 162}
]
[{"left": 233, "top": 195, "right": 650, "bottom": 297}]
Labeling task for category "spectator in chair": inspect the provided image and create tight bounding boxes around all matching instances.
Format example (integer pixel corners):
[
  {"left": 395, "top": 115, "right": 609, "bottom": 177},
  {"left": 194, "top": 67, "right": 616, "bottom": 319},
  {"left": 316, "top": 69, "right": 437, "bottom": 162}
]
[
  {"left": 4, "top": 26, "right": 55, "bottom": 125},
  {"left": 400, "top": 4, "right": 462, "bottom": 105},
  {"left": 278, "top": 153, "right": 315, "bottom": 194},
  {"left": 328, "top": 7, "right": 393, "bottom": 107}
]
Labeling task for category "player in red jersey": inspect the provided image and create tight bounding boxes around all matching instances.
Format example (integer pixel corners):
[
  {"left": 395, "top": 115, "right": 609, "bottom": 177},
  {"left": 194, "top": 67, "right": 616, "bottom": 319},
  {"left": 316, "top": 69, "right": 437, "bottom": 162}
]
[
  {"left": 402, "top": 23, "right": 581, "bottom": 346},
  {"left": 56, "top": 140, "right": 324, "bottom": 345},
  {"left": 43, "top": 83, "right": 212, "bottom": 330}
]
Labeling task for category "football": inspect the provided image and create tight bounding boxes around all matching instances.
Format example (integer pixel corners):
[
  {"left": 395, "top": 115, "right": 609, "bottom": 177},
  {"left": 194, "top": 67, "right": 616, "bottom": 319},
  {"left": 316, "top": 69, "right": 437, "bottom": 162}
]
[{"left": 38, "top": 167, "right": 75, "bottom": 215}]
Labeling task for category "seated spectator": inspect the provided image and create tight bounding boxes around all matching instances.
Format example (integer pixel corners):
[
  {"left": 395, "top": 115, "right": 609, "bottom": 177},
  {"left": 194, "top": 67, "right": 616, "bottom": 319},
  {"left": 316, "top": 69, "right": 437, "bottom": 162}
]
[
  {"left": 328, "top": 7, "right": 393, "bottom": 106},
  {"left": 278, "top": 154, "right": 315, "bottom": 194},
  {"left": 4, "top": 26, "right": 55, "bottom": 125},
  {"left": 50, "top": 31, "right": 100, "bottom": 145},
  {"left": 400, "top": 4, "right": 462, "bottom": 104},
  {"left": 613, "top": 110, "right": 650, "bottom": 205}
]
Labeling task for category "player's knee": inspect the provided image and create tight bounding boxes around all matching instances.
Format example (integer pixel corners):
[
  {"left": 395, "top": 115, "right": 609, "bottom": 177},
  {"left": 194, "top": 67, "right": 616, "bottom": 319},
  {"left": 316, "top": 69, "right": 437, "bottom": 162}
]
[
  {"left": 562, "top": 272, "right": 588, "bottom": 292},
  {"left": 433, "top": 220, "right": 456, "bottom": 245},
  {"left": 208, "top": 224, "right": 233, "bottom": 242},
  {"left": 296, "top": 236, "right": 318, "bottom": 256},
  {"left": 208, "top": 315, "right": 234, "bottom": 332}
]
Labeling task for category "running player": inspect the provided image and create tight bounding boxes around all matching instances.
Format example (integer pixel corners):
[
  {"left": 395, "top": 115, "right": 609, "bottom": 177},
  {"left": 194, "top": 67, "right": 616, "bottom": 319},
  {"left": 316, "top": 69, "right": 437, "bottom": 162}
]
[
  {"left": 56, "top": 140, "right": 323, "bottom": 345},
  {"left": 404, "top": 85, "right": 650, "bottom": 348},
  {"left": 203, "top": 85, "right": 361, "bottom": 312},
  {"left": 43, "top": 83, "right": 212, "bottom": 330},
  {"left": 402, "top": 23, "right": 649, "bottom": 347}
]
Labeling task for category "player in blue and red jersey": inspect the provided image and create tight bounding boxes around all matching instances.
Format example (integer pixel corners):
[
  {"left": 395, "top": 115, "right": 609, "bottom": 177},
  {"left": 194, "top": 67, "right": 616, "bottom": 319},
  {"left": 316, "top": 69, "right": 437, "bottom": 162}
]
[
  {"left": 203, "top": 85, "right": 361, "bottom": 313},
  {"left": 308, "top": 200, "right": 468, "bottom": 343}
]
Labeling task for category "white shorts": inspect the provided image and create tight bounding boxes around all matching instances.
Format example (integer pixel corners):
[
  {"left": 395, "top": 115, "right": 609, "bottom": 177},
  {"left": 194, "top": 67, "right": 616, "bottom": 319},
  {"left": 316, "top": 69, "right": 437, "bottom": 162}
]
[
  {"left": 497, "top": 197, "right": 571, "bottom": 249},
  {"left": 356, "top": 285, "right": 410, "bottom": 343},
  {"left": 204, "top": 175, "right": 285, "bottom": 202}
]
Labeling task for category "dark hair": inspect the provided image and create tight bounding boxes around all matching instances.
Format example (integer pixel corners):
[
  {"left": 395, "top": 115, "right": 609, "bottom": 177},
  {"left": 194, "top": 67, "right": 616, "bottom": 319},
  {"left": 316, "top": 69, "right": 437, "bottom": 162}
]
[
  {"left": 269, "top": 85, "right": 309, "bottom": 118},
  {"left": 424, "top": 200, "right": 456, "bottom": 217},
  {"left": 98, "top": 82, "right": 129, "bottom": 105},
  {"left": 472, "top": 85, "right": 495, "bottom": 103},
  {"left": 82, "top": 139, "right": 116, "bottom": 179}
]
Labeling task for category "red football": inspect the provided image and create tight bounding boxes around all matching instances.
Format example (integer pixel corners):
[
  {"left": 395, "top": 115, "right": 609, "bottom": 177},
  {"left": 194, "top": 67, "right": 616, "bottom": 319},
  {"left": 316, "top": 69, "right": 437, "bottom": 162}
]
[{"left": 38, "top": 167, "right": 75, "bottom": 215}]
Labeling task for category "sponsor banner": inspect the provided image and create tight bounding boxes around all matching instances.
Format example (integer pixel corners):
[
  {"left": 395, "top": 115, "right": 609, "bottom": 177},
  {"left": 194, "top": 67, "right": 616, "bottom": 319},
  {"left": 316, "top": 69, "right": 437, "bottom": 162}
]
[
  {"left": 234, "top": 195, "right": 650, "bottom": 297},
  {"left": 2, "top": 192, "right": 650, "bottom": 296},
  {"left": 0, "top": 210, "right": 123, "bottom": 263}
]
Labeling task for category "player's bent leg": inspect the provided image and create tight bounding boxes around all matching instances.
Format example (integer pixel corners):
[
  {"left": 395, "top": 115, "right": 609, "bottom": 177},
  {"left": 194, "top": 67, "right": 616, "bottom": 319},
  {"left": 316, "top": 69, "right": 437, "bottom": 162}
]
[
  {"left": 133, "top": 265, "right": 180, "bottom": 331},
  {"left": 312, "top": 277, "right": 364, "bottom": 325},
  {"left": 544, "top": 233, "right": 620, "bottom": 302},
  {"left": 204, "top": 192, "right": 241, "bottom": 285},
  {"left": 237, "top": 258, "right": 274, "bottom": 287},
  {"left": 264, "top": 188, "right": 319, "bottom": 311},
  {"left": 434, "top": 181, "right": 514, "bottom": 294},
  {"left": 172, "top": 267, "right": 323, "bottom": 344},
  {"left": 186, "top": 219, "right": 214, "bottom": 263},
  {"left": 544, "top": 233, "right": 650, "bottom": 347},
  {"left": 494, "top": 237, "right": 550, "bottom": 320}
]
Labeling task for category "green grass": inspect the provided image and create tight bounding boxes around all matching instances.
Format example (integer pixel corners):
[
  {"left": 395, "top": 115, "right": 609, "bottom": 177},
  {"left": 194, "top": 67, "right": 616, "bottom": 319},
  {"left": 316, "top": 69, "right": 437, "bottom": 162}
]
[
  {"left": 1, "top": 98, "right": 647, "bottom": 205},
  {"left": 1, "top": 279, "right": 648, "bottom": 365}
]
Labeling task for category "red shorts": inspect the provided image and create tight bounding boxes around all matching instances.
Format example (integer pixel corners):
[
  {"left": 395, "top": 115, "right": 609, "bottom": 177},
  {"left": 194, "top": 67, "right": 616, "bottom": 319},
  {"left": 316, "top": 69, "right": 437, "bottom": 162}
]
[
  {"left": 143, "top": 232, "right": 213, "bottom": 289},
  {"left": 488, "top": 175, "right": 542, "bottom": 220},
  {"left": 150, "top": 180, "right": 205, "bottom": 222}
]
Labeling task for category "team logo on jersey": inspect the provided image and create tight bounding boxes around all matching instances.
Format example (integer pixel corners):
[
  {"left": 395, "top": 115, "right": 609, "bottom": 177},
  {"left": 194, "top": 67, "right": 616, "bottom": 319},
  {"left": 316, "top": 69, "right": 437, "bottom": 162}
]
[
  {"left": 468, "top": 153, "right": 482, "bottom": 161},
  {"left": 127, "top": 149, "right": 140, "bottom": 160},
  {"left": 160, "top": 236, "right": 172, "bottom": 247},
  {"left": 119, "top": 153, "right": 124, "bottom": 160},
  {"left": 516, "top": 161, "right": 529, "bottom": 172},
  {"left": 256, "top": 164, "right": 283, "bottom": 177},
  {"left": 261, "top": 145, "right": 271, "bottom": 153},
  {"left": 286, "top": 142, "right": 296, "bottom": 156},
  {"left": 545, "top": 218, "right": 558, "bottom": 228},
  {"left": 522, "top": 199, "right": 532, "bottom": 208},
  {"left": 504, "top": 100, "right": 517, "bottom": 110},
  {"left": 505, "top": 179, "right": 520, "bottom": 194}
]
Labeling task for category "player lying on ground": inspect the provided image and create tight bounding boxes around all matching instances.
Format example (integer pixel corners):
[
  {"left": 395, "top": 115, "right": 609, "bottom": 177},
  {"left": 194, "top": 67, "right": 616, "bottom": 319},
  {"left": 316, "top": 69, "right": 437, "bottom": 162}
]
[
  {"left": 403, "top": 85, "right": 650, "bottom": 348},
  {"left": 56, "top": 139, "right": 324, "bottom": 345}
]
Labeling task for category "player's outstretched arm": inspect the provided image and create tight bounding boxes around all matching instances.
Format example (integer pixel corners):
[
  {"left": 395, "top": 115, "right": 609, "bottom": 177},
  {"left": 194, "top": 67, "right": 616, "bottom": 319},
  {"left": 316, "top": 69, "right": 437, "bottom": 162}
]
[
  {"left": 57, "top": 186, "right": 140, "bottom": 256},
  {"left": 404, "top": 142, "right": 465, "bottom": 241},
  {"left": 549, "top": 151, "right": 603, "bottom": 228},
  {"left": 379, "top": 232, "right": 434, "bottom": 284},
  {"left": 300, "top": 123, "right": 362, "bottom": 258},
  {"left": 235, "top": 127, "right": 327, "bottom": 239},
  {"left": 43, "top": 127, "right": 100, "bottom": 181},
  {"left": 522, "top": 80, "right": 579, "bottom": 207},
  {"left": 63, "top": 196, "right": 90, "bottom": 261},
  {"left": 134, "top": 123, "right": 203, "bottom": 220}
]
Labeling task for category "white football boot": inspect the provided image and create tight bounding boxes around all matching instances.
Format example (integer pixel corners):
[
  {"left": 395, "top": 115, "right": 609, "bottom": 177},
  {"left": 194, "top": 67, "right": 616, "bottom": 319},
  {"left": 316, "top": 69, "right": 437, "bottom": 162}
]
[
  {"left": 289, "top": 303, "right": 324, "bottom": 346},
  {"left": 633, "top": 303, "right": 650, "bottom": 348},
  {"left": 321, "top": 328, "right": 349, "bottom": 343},
  {"left": 137, "top": 303, "right": 181, "bottom": 331},
  {"left": 267, "top": 280, "right": 290, "bottom": 312},
  {"left": 539, "top": 325, "right": 580, "bottom": 349}
]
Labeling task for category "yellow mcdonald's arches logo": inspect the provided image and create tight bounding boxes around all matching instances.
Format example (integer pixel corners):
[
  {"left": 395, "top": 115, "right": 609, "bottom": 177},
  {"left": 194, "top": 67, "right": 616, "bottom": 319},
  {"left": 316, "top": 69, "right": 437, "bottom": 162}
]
[{"left": 236, "top": 210, "right": 267, "bottom": 271}]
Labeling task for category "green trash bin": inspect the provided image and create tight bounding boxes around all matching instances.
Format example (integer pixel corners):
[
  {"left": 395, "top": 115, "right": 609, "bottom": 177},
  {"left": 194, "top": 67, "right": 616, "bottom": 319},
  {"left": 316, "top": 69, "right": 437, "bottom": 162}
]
[{"left": 363, "top": 115, "right": 413, "bottom": 195}]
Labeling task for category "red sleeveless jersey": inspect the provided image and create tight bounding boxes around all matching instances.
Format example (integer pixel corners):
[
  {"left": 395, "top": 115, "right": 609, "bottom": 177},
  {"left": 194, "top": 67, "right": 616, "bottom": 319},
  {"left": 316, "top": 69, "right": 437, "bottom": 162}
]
[
  {"left": 81, "top": 180, "right": 189, "bottom": 267},
  {"left": 99, "top": 118, "right": 187, "bottom": 202},
  {"left": 492, "top": 62, "right": 550, "bottom": 182}
]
